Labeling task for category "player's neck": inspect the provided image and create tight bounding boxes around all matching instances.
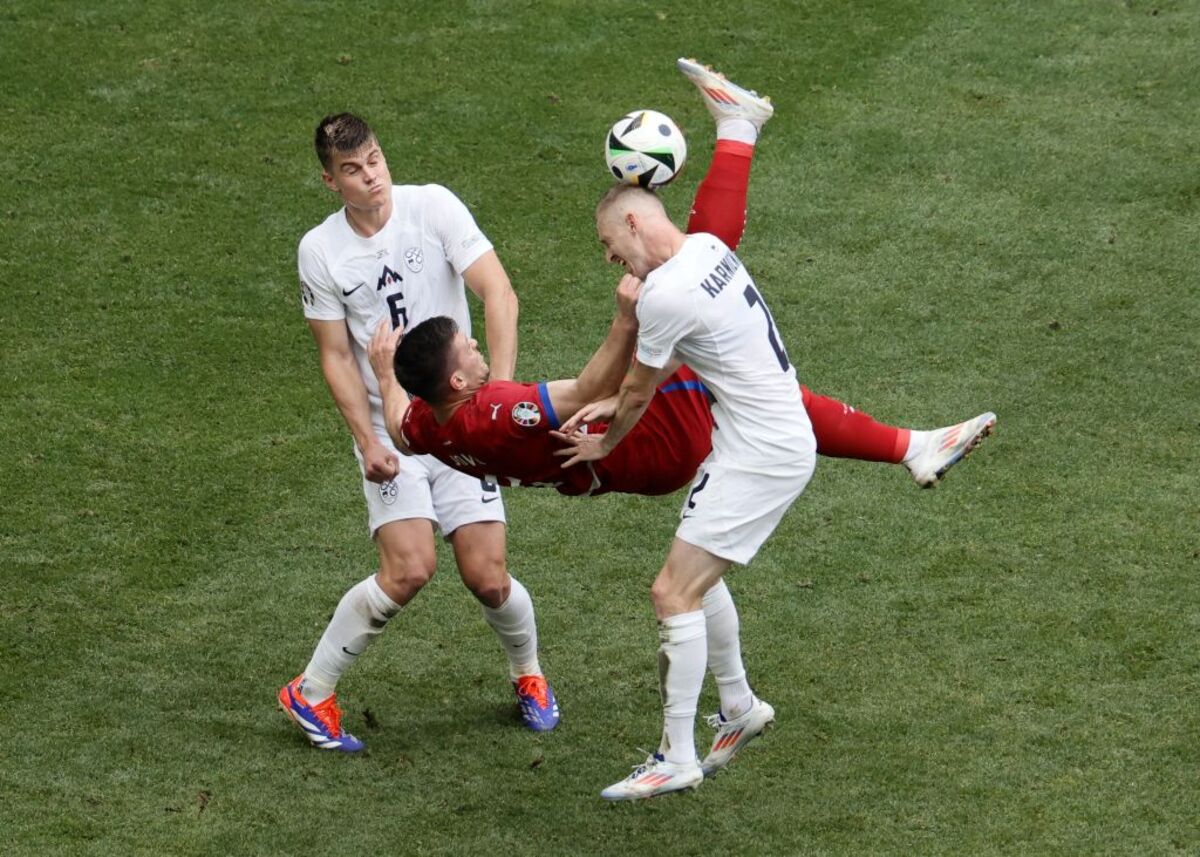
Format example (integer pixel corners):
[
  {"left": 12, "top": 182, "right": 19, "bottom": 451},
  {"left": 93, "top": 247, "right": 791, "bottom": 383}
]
[
  {"left": 343, "top": 197, "right": 393, "bottom": 238},
  {"left": 649, "top": 226, "right": 687, "bottom": 272},
  {"left": 666, "top": 228, "right": 687, "bottom": 258},
  {"left": 432, "top": 391, "right": 472, "bottom": 425}
]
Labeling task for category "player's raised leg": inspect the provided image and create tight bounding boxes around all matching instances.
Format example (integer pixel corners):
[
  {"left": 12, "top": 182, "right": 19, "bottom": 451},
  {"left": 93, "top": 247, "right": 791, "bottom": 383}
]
[
  {"left": 803, "top": 389, "right": 997, "bottom": 485},
  {"left": 679, "top": 57, "right": 774, "bottom": 249},
  {"left": 802, "top": 386, "right": 910, "bottom": 463}
]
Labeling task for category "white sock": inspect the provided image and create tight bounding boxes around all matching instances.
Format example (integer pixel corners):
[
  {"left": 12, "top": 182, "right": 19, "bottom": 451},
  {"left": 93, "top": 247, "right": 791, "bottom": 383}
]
[
  {"left": 302, "top": 574, "right": 400, "bottom": 704},
  {"left": 716, "top": 118, "right": 758, "bottom": 145},
  {"left": 481, "top": 576, "right": 541, "bottom": 680},
  {"left": 657, "top": 610, "right": 707, "bottom": 765},
  {"left": 902, "top": 429, "right": 931, "bottom": 463},
  {"left": 703, "top": 580, "right": 754, "bottom": 720}
]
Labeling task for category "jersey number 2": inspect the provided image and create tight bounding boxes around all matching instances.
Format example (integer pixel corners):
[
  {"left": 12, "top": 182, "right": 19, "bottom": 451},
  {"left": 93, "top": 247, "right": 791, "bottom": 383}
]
[{"left": 743, "top": 284, "right": 789, "bottom": 371}]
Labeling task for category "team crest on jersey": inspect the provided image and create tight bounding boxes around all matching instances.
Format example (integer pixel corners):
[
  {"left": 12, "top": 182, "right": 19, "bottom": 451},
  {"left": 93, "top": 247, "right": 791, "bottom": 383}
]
[
  {"left": 379, "top": 479, "right": 398, "bottom": 505},
  {"left": 404, "top": 247, "right": 424, "bottom": 273},
  {"left": 511, "top": 402, "right": 541, "bottom": 427}
]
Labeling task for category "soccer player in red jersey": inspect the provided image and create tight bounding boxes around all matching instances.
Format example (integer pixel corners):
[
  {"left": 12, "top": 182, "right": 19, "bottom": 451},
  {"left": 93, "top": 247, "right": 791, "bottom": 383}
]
[{"left": 369, "top": 278, "right": 714, "bottom": 499}]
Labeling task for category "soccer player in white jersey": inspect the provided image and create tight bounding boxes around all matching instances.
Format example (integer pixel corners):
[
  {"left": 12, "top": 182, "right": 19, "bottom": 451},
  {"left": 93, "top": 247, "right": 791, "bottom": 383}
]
[
  {"left": 558, "top": 181, "right": 818, "bottom": 799},
  {"left": 278, "top": 113, "right": 559, "bottom": 752}
]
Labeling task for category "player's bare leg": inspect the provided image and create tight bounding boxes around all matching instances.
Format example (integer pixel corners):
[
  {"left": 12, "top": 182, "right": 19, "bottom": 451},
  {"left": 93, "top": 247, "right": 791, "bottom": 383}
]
[{"left": 452, "top": 521, "right": 560, "bottom": 731}]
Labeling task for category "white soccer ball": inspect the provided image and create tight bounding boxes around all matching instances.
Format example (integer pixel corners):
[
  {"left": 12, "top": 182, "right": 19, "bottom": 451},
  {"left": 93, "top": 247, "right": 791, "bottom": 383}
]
[{"left": 604, "top": 109, "right": 688, "bottom": 189}]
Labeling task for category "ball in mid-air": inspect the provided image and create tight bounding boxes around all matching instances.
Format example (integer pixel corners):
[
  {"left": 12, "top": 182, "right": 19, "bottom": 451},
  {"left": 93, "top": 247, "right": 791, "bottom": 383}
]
[{"left": 605, "top": 109, "right": 687, "bottom": 189}]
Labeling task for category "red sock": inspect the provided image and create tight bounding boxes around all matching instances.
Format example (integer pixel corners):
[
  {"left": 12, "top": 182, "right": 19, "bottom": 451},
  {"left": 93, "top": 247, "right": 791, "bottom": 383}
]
[
  {"left": 801, "top": 386, "right": 909, "bottom": 463},
  {"left": 686, "top": 139, "right": 755, "bottom": 249}
]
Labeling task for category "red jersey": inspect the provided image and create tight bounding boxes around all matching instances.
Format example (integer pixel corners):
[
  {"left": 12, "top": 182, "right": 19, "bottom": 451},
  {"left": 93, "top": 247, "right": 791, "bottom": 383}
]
[{"left": 401, "top": 367, "right": 715, "bottom": 496}]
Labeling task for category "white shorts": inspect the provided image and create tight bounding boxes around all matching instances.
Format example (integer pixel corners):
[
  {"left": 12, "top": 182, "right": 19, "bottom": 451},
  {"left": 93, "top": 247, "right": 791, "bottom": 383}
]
[
  {"left": 675, "top": 459, "right": 814, "bottom": 565},
  {"left": 354, "top": 440, "right": 505, "bottom": 538}
]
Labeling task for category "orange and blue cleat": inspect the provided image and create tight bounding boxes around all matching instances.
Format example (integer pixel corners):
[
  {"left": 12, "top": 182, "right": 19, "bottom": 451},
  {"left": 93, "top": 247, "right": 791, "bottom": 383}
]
[
  {"left": 277, "top": 675, "right": 365, "bottom": 752},
  {"left": 513, "top": 674, "right": 560, "bottom": 732}
]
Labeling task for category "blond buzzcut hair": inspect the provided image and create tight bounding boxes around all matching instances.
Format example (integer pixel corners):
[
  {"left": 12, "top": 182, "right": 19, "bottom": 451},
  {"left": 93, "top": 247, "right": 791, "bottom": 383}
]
[{"left": 595, "top": 184, "right": 666, "bottom": 224}]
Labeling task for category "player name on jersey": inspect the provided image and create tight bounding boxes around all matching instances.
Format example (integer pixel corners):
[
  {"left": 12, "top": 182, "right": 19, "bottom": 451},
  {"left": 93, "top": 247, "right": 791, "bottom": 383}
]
[{"left": 699, "top": 250, "right": 743, "bottom": 298}]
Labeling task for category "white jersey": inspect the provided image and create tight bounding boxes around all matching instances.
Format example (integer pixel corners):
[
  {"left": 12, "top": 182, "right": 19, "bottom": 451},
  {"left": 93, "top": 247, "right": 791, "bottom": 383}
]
[
  {"left": 636, "top": 233, "right": 814, "bottom": 472},
  {"left": 297, "top": 184, "right": 493, "bottom": 416}
]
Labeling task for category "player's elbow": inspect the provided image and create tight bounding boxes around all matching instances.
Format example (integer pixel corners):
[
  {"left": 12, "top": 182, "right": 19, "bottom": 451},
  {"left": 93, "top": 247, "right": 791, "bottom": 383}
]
[
  {"left": 319, "top": 344, "right": 356, "bottom": 377},
  {"left": 490, "top": 282, "right": 518, "bottom": 316},
  {"left": 620, "top": 383, "right": 654, "bottom": 412}
]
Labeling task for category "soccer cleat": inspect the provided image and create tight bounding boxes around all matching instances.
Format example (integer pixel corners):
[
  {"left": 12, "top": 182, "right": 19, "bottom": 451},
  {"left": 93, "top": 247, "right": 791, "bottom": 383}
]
[
  {"left": 277, "top": 675, "right": 365, "bottom": 753},
  {"left": 513, "top": 674, "right": 560, "bottom": 732},
  {"left": 600, "top": 752, "right": 704, "bottom": 801},
  {"left": 905, "top": 412, "right": 997, "bottom": 488},
  {"left": 677, "top": 57, "right": 775, "bottom": 130},
  {"left": 701, "top": 696, "right": 776, "bottom": 777}
]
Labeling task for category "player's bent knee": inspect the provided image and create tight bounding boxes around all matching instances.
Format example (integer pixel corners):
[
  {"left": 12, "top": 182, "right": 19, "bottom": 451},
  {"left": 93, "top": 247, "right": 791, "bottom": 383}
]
[
  {"left": 650, "top": 574, "right": 685, "bottom": 614},
  {"left": 650, "top": 564, "right": 713, "bottom": 618},
  {"left": 459, "top": 559, "right": 510, "bottom": 609},
  {"left": 376, "top": 547, "right": 437, "bottom": 604}
]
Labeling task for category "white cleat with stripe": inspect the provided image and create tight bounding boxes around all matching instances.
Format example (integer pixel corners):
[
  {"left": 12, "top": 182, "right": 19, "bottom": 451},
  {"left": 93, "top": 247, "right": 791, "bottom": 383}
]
[
  {"left": 600, "top": 752, "right": 704, "bottom": 801},
  {"left": 906, "top": 412, "right": 997, "bottom": 488},
  {"left": 701, "top": 696, "right": 776, "bottom": 777},
  {"left": 677, "top": 57, "right": 775, "bottom": 130}
]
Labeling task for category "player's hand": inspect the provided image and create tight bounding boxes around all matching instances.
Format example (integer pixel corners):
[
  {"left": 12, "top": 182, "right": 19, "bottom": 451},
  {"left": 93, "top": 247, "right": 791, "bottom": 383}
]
[
  {"left": 557, "top": 395, "right": 618, "bottom": 436},
  {"left": 362, "top": 439, "right": 400, "bottom": 483},
  {"left": 551, "top": 430, "right": 611, "bottom": 468},
  {"left": 614, "top": 274, "right": 643, "bottom": 321},
  {"left": 368, "top": 318, "right": 404, "bottom": 383}
]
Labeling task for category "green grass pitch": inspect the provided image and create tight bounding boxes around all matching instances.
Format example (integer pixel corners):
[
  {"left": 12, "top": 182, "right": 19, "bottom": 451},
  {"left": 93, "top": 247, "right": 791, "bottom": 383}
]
[{"left": 2, "top": 1, "right": 1197, "bottom": 854}]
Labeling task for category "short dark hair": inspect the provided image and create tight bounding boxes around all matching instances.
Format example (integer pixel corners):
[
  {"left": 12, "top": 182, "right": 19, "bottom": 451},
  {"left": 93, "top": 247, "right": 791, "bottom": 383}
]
[
  {"left": 314, "top": 113, "right": 376, "bottom": 170},
  {"left": 394, "top": 316, "right": 460, "bottom": 403}
]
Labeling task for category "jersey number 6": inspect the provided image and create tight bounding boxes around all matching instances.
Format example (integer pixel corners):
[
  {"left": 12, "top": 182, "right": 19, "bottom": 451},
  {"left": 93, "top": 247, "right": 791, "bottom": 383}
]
[{"left": 386, "top": 293, "right": 409, "bottom": 331}]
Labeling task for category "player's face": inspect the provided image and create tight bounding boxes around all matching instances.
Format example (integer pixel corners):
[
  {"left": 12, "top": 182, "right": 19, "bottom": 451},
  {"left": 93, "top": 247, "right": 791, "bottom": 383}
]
[
  {"left": 450, "top": 332, "right": 490, "bottom": 391},
  {"left": 322, "top": 139, "right": 392, "bottom": 212},
  {"left": 597, "top": 215, "right": 649, "bottom": 279}
]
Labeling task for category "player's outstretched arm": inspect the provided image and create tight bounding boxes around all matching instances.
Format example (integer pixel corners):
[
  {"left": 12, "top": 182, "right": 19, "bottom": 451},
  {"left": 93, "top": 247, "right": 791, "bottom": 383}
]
[
  {"left": 463, "top": 250, "right": 519, "bottom": 381},
  {"left": 366, "top": 319, "right": 413, "bottom": 456},
  {"left": 554, "top": 358, "right": 666, "bottom": 467},
  {"left": 542, "top": 274, "right": 641, "bottom": 422}
]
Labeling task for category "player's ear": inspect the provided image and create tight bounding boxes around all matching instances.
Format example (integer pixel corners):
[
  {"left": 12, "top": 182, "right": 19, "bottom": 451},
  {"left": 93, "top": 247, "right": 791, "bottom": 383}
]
[
  {"left": 448, "top": 370, "right": 466, "bottom": 392},
  {"left": 625, "top": 210, "right": 638, "bottom": 234},
  {"left": 321, "top": 170, "right": 338, "bottom": 193}
]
